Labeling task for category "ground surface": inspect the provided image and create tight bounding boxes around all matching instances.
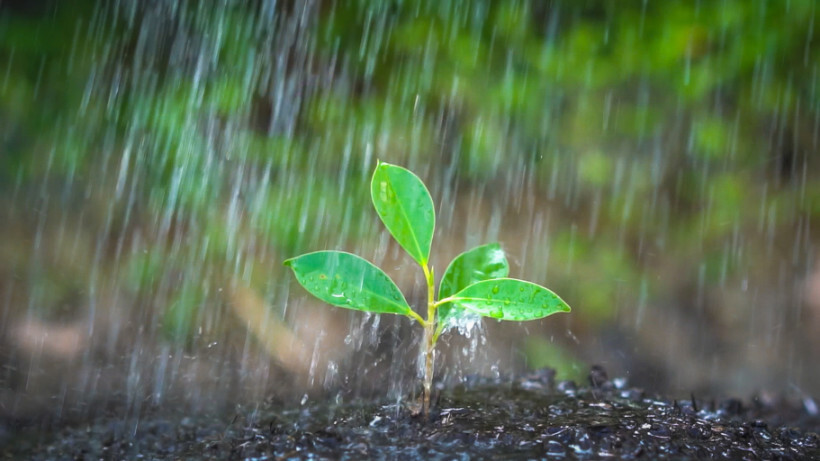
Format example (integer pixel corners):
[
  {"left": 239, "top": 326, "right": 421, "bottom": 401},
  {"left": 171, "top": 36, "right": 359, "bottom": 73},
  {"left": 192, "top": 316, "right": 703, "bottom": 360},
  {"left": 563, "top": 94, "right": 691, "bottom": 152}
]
[{"left": 2, "top": 367, "right": 818, "bottom": 460}]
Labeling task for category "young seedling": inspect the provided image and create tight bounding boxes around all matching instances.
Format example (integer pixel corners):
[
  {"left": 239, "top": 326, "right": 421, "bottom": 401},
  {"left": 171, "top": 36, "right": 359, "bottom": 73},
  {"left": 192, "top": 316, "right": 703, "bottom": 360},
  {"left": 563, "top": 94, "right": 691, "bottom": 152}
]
[{"left": 284, "top": 162, "right": 570, "bottom": 417}]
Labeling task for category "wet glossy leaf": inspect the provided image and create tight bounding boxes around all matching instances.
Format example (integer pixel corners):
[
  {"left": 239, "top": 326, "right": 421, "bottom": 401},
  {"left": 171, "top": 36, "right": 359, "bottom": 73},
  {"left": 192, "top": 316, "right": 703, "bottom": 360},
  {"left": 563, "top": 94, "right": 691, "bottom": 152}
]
[
  {"left": 284, "top": 251, "right": 413, "bottom": 316},
  {"left": 449, "top": 278, "right": 571, "bottom": 321},
  {"left": 437, "top": 243, "right": 509, "bottom": 327},
  {"left": 371, "top": 162, "right": 435, "bottom": 266}
]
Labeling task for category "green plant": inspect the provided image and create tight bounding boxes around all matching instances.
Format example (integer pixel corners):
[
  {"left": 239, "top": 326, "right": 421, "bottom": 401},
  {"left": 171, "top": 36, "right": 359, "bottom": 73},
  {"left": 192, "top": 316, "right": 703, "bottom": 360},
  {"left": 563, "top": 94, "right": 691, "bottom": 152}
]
[{"left": 284, "top": 162, "right": 570, "bottom": 416}]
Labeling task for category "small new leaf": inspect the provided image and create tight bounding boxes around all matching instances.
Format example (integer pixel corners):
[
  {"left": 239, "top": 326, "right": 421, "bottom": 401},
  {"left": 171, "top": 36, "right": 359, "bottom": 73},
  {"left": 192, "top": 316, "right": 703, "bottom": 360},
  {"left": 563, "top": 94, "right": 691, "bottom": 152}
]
[
  {"left": 438, "top": 243, "right": 509, "bottom": 328},
  {"left": 449, "top": 278, "right": 571, "bottom": 321},
  {"left": 284, "top": 251, "right": 414, "bottom": 316}
]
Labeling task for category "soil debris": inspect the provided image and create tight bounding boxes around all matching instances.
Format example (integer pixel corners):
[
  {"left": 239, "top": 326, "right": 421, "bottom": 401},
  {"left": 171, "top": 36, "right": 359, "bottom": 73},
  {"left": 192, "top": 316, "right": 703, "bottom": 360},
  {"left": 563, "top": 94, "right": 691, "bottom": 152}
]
[{"left": 2, "top": 367, "right": 818, "bottom": 459}]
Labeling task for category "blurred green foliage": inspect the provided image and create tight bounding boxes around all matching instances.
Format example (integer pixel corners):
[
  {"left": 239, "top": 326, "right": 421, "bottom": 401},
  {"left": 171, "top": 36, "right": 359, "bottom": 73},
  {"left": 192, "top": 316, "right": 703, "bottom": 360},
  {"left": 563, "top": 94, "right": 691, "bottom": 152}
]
[{"left": 1, "top": 0, "right": 818, "bottom": 356}]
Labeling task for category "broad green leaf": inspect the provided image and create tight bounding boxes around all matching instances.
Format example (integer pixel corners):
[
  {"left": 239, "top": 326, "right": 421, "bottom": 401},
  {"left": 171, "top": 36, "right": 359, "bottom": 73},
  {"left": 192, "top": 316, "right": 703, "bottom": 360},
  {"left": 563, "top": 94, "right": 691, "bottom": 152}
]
[
  {"left": 437, "top": 243, "right": 509, "bottom": 327},
  {"left": 284, "top": 251, "right": 413, "bottom": 316},
  {"left": 449, "top": 278, "right": 571, "bottom": 321},
  {"left": 371, "top": 162, "right": 435, "bottom": 266}
]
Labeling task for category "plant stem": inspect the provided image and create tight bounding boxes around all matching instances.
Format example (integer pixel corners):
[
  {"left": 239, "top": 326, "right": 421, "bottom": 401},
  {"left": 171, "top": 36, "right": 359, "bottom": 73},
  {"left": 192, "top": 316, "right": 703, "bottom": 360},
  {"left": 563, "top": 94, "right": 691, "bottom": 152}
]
[
  {"left": 421, "top": 264, "right": 436, "bottom": 417},
  {"left": 407, "top": 309, "right": 426, "bottom": 326}
]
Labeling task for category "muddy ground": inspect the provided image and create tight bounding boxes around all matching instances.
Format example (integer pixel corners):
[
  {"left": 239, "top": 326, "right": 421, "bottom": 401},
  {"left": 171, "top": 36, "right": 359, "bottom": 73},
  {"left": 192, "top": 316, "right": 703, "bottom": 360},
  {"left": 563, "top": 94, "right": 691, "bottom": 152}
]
[{"left": 2, "top": 366, "right": 818, "bottom": 460}]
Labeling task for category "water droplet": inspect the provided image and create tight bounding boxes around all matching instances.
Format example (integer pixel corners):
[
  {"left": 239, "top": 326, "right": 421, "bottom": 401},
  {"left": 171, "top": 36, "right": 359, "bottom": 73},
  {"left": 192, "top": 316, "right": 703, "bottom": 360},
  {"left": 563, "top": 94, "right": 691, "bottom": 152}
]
[{"left": 492, "top": 285, "right": 499, "bottom": 294}]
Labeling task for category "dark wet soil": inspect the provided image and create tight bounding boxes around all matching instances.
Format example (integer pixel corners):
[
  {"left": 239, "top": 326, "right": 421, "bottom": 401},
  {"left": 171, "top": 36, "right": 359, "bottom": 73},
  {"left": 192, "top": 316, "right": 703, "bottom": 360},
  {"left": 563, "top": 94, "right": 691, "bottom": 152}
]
[{"left": 2, "top": 367, "right": 818, "bottom": 460}]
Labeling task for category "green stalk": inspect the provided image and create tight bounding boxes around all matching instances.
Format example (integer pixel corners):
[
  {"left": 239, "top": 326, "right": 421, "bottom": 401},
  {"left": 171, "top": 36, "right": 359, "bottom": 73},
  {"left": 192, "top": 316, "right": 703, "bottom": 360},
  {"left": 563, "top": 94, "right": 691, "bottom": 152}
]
[{"left": 421, "top": 263, "right": 436, "bottom": 417}]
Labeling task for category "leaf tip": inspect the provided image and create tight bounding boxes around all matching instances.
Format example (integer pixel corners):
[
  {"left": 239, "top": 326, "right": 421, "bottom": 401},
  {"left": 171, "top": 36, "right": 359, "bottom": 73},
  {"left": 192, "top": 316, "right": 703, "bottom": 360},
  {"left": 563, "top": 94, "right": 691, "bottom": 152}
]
[{"left": 375, "top": 160, "right": 396, "bottom": 171}]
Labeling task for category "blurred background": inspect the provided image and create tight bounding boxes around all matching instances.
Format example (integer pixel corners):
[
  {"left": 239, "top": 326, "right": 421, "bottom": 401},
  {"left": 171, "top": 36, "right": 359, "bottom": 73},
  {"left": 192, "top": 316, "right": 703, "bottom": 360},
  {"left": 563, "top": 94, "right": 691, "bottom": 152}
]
[{"left": 1, "top": 0, "right": 819, "bottom": 422}]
